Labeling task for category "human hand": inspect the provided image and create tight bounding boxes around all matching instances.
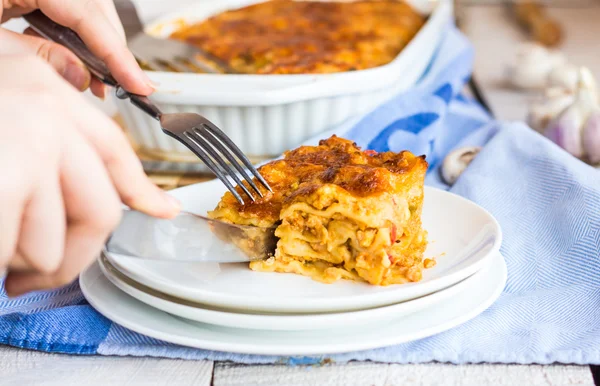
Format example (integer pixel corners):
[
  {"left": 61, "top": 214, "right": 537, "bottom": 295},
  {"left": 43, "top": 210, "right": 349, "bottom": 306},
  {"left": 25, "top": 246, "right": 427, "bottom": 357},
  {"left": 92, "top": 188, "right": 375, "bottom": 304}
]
[
  {"left": 0, "top": 55, "right": 180, "bottom": 297},
  {"left": 1, "top": 0, "right": 153, "bottom": 98}
]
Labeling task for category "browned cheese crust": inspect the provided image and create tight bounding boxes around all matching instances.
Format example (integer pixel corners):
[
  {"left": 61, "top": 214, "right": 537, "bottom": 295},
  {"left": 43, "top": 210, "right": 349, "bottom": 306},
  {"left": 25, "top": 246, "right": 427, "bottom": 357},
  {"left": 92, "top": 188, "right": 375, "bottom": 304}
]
[{"left": 170, "top": 0, "right": 425, "bottom": 74}]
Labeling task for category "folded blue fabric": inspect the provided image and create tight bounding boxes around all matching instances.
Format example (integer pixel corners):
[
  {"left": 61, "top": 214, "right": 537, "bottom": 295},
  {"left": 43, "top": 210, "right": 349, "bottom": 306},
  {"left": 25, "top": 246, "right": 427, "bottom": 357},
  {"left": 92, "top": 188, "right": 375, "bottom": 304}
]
[{"left": 3, "top": 24, "right": 600, "bottom": 365}]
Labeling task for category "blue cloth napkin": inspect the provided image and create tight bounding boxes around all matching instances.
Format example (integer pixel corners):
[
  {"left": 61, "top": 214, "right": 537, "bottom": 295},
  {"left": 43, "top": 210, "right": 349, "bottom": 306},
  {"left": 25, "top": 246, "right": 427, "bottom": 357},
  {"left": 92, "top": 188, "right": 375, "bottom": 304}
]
[{"left": 3, "top": 24, "right": 600, "bottom": 365}]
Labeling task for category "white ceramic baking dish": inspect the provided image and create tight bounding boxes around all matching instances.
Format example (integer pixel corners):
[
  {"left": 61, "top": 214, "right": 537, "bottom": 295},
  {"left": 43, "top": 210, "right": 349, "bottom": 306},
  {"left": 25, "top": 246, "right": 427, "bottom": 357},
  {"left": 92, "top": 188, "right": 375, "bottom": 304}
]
[{"left": 115, "top": 0, "right": 453, "bottom": 161}]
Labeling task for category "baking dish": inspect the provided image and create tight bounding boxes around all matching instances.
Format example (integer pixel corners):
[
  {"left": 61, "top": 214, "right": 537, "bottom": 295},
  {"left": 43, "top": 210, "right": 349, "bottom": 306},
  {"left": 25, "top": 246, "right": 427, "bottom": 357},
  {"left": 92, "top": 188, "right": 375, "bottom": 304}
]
[{"left": 115, "top": 0, "right": 453, "bottom": 160}]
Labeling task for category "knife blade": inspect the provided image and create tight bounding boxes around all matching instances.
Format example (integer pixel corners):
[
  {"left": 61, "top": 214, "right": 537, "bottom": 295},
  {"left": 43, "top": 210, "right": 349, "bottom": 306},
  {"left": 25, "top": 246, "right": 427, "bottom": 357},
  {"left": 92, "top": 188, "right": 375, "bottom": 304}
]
[{"left": 105, "top": 210, "right": 276, "bottom": 263}]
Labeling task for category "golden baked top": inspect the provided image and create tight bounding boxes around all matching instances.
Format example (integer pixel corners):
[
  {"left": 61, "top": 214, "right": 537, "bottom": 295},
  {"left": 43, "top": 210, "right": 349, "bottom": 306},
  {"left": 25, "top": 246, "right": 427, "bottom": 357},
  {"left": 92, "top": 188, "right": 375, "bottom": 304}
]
[
  {"left": 209, "top": 135, "right": 428, "bottom": 227},
  {"left": 169, "top": 0, "right": 426, "bottom": 74}
]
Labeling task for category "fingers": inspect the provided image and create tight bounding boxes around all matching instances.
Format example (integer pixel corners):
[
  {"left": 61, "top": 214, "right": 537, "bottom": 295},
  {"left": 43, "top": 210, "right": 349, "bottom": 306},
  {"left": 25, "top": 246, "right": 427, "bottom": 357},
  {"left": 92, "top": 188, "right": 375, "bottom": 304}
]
[
  {"left": 4, "top": 131, "right": 121, "bottom": 296},
  {"left": 15, "top": 173, "right": 66, "bottom": 275},
  {"left": 0, "top": 145, "right": 28, "bottom": 270},
  {"left": 0, "top": 55, "right": 175, "bottom": 297},
  {"left": 1, "top": 0, "right": 125, "bottom": 39},
  {"left": 0, "top": 79, "right": 65, "bottom": 292},
  {"left": 7, "top": 255, "right": 31, "bottom": 273},
  {"left": 0, "top": 28, "right": 92, "bottom": 91},
  {"left": 0, "top": 87, "right": 49, "bottom": 273},
  {"left": 36, "top": 0, "right": 154, "bottom": 95},
  {"left": 23, "top": 27, "right": 107, "bottom": 98},
  {"left": 4, "top": 0, "right": 152, "bottom": 94},
  {"left": 0, "top": 7, "right": 33, "bottom": 23},
  {"left": 3, "top": 55, "right": 179, "bottom": 219},
  {"left": 96, "top": 0, "right": 127, "bottom": 42},
  {"left": 0, "top": 55, "right": 176, "bottom": 296},
  {"left": 77, "top": 112, "right": 181, "bottom": 218},
  {"left": 90, "top": 78, "right": 107, "bottom": 99},
  {"left": 3, "top": 56, "right": 178, "bottom": 219},
  {"left": 46, "top": 79, "right": 180, "bottom": 218}
]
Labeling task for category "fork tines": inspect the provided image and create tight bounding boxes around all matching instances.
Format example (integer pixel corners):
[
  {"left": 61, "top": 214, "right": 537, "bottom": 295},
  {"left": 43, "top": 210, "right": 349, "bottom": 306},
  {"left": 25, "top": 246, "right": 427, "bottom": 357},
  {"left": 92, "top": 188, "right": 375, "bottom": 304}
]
[{"left": 177, "top": 118, "right": 272, "bottom": 205}]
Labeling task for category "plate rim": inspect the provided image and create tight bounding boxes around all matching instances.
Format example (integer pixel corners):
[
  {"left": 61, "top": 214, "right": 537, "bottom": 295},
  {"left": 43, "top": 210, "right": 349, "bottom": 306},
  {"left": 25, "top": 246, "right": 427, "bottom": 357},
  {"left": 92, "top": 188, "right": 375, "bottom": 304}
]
[
  {"left": 107, "top": 181, "right": 503, "bottom": 313},
  {"left": 97, "top": 252, "right": 498, "bottom": 331},
  {"left": 79, "top": 253, "right": 507, "bottom": 356}
]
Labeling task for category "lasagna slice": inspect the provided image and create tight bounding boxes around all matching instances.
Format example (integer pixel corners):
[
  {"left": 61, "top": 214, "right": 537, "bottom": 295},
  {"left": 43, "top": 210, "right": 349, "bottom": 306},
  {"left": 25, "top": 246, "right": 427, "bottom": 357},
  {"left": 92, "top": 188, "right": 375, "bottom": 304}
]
[{"left": 208, "top": 136, "right": 432, "bottom": 286}]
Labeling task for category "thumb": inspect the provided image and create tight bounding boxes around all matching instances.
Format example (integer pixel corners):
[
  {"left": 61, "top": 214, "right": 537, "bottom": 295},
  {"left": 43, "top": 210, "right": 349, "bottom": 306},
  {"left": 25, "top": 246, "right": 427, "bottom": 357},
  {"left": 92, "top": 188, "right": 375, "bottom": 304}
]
[{"left": 0, "top": 28, "right": 92, "bottom": 91}]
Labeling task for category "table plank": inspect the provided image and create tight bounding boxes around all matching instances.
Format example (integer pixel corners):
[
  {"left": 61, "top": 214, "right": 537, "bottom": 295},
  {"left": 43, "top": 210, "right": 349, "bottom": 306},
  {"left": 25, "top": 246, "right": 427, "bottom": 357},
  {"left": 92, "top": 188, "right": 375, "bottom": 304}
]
[
  {"left": 0, "top": 346, "right": 214, "bottom": 386},
  {"left": 213, "top": 362, "right": 594, "bottom": 386}
]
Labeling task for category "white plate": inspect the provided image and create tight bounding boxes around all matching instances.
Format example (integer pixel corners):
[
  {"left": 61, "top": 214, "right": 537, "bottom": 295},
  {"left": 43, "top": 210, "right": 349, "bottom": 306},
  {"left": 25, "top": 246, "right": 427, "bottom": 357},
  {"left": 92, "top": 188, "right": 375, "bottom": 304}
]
[
  {"left": 98, "top": 252, "right": 497, "bottom": 331},
  {"left": 80, "top": 253, "right": 506, "bottom": 356},
  {"left": 107, "top": 180, "right": 502, "bottom": 313}
]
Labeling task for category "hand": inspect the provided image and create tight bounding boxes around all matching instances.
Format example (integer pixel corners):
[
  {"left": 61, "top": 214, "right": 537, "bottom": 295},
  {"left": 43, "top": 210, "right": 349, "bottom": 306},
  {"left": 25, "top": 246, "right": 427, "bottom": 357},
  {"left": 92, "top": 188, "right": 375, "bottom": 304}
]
[
  {"left": 1, "top": 0, "right": 153, "bottom": 97},
  {"left": 0, "top": 56, "right": 180, "bottom": 297}
]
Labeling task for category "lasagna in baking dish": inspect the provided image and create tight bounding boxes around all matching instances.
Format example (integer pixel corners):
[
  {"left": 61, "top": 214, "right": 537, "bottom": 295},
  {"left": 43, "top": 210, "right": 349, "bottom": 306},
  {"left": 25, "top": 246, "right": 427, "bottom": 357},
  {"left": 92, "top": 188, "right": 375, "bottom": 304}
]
[
  {"left": 169, "top": 0, "right": 425, "bottom": 74},
  {"left": 208, "top": 136, "right": 434, "bottom": 286}
]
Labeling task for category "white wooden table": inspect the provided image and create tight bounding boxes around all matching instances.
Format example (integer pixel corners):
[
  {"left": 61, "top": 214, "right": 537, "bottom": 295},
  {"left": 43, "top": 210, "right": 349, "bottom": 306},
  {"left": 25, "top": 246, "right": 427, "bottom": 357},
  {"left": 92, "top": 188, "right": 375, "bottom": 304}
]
[
  {"left": 2, "top": 3, "right": 600, "bottom": 385},
  {"left": 0, "top": 345, "right": 594, "bottom": 386}
]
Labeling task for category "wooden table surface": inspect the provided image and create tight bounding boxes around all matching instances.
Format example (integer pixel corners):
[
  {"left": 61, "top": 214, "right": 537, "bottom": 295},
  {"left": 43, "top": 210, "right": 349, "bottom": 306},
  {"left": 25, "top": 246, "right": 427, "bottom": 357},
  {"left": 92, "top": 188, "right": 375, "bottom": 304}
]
[
  {"left": 0, "top": 345, "right": 595, "bottom": 386},
  {"left": 2, "top": 2, "right": 600, "bottom": 385}
]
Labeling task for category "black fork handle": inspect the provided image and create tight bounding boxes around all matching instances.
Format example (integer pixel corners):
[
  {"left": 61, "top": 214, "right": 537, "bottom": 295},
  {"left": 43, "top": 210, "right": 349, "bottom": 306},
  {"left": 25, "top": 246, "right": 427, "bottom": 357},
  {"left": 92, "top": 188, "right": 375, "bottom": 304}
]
[
  {"left": 23, "top": 10, "right": 162, "bottom": 121},
  {"left": 24, "top": 10, "right": 118, "bottom": 87}
]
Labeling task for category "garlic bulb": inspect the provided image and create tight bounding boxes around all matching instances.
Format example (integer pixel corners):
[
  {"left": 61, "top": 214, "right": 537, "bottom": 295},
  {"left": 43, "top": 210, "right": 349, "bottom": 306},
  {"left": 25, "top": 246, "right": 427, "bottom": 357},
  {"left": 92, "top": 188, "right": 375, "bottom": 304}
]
[
  {"left": 548, "top": 63, "right": 579, "bottom": 91},
  {"left": 583, "top": 109, "right": 600, "bottom": 164},
  {"left": 440, "top": 147, "right": 482, "bottom": 186},
  {"left": 544, "top": 68, "right": 599, "bottom": 158},
  {"left": 505, "top": 42, "right": 566, "bottom": 90},
  {"left": 527, "top": 87, "right": 574, "bottom": 132},
  {"left": 544, "top": 102, "right": 588, "bottom": 158}
]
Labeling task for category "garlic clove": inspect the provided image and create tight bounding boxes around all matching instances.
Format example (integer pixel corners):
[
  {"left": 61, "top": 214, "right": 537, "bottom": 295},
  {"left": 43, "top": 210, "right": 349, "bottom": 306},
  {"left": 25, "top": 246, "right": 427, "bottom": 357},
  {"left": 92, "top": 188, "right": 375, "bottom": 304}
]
[
  {"left": 544, "top": 67, "right": 600, "bottom": 158},
  {"left": 440, "top": 147, "right": 482, "bottom": 186},
  {"left": 578, "top": 66, "right": 599, "bottom": 103},
  {"left": 548, "top": 63, "right": 579, "bottom": 91},
  {"left": 527, "top": 89, "right": 574, "bottom": 132},
  {"left": 579, "top": 66, "right": 597, "bottom": 87},
  {"left": 583, "top": 109, "right": 600, "bottom": 164},
  {"left": 544, "top": 104, "right": 586, "bottom": 157},
  {"left": 573, "top": 67, "right": 599, "bottom": 114},
  {"left": 505, "top": 42, "right": 566, "bottom": 90}
]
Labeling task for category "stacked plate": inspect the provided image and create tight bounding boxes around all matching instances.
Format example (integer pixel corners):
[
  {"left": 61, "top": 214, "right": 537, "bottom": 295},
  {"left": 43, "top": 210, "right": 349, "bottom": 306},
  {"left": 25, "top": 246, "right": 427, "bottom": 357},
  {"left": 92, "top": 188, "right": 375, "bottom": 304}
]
[{"left": 80, "top": 179, "right": 506, "bottom": 356}]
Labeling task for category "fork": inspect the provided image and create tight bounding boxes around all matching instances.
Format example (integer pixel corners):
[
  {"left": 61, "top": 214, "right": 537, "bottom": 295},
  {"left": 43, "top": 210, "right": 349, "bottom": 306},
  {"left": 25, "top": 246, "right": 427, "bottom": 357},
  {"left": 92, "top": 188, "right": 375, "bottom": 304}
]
[
  {"left": 113, "top": 0, "right": 234, "bottom": 74},
  {"left": 24, "top": 10, "right": 271, "bottom": 205}
]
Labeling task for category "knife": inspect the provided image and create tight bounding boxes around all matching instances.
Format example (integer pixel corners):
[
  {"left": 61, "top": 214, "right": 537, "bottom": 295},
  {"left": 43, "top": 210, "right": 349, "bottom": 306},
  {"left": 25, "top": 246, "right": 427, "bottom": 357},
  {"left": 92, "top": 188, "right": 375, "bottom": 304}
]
[{"left": 105, "top": 210, "right": 276, "bottom": 263}]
